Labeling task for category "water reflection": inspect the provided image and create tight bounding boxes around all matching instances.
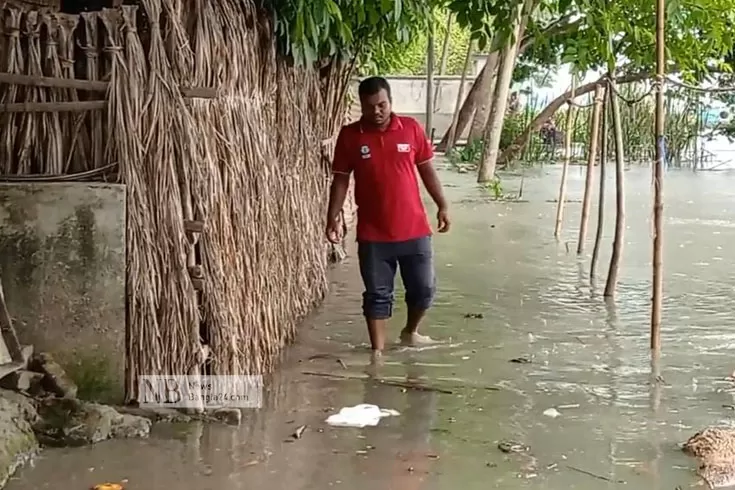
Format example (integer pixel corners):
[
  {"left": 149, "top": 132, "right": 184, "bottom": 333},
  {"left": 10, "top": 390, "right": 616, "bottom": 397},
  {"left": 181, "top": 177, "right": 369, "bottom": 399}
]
[
  {"left": 8, "top": 165, "right": 735, "bottom": 490},
  {"left": 358, "top": 360, "right": 437, "bottom": 490}
]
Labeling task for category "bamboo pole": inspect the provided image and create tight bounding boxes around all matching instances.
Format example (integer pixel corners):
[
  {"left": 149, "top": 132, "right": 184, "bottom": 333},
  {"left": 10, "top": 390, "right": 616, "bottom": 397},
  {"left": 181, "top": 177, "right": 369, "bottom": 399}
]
[
  {"left": 651, "top": 0, "right": 666, "bottom": 351},
  {"left": 425, "top": 17, "right": 435, "bottom": 139},
  {"left": 0, "top": 101, "right": 105, "bottom": 112},
  {"left": 445, "top": 41, "right": 473, "bottom": 154},
  {"left": 553, "top": 75, "right": 576, "bottom": 238},
  {"left": 590, "top": 86, "right": 608, "bottom": 278},
  {"left": 433, "top": 14, "right": 452, "bottom": 104},
  {"left": 577, "top": 85, "right": 603, "bottom": 254},
  {"left": 603, "top": 79, "right": 626, "bottom": 299}
]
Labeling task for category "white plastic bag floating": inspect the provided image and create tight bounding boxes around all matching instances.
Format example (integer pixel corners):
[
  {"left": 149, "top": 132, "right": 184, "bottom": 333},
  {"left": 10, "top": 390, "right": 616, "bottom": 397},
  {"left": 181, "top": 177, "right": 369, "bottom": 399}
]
[{"left": 325, "top": 404, "right": 400, "bottom": 428}]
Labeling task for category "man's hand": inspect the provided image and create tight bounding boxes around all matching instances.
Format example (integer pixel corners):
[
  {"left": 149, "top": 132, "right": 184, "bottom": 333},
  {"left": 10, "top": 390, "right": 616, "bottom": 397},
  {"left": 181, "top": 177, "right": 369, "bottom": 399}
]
[
  {"left": 437, "top": 207, "right": 450, "bottom": 233},
  {"left": 325, "top": 215, "right": 342, "bottom": 244}
]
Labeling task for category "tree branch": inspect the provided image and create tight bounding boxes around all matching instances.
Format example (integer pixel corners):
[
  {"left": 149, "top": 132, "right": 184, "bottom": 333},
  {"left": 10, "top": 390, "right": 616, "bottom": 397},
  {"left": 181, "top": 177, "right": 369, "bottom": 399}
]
[{"left": 498, "top": 71, "right": 650, "bottom": 165}]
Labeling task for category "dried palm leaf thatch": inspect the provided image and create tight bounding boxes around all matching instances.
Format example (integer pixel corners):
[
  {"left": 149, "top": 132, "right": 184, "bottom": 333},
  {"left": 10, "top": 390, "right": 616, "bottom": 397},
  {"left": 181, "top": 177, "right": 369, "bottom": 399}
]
[
  {"left": 135, "top": 0, "right": 199, "bottom": 393},
  {"left": 40, "top": 13, "right": 63, "bottom": 174},
  {"left": 16, "top": 10, "right": 45, "bottom": 174},
  {"left": 0, "top": 7, "right": 24, "bottom": 174},
  {"left": 100, "top": 6, "right": 161, "bottom": 401}
]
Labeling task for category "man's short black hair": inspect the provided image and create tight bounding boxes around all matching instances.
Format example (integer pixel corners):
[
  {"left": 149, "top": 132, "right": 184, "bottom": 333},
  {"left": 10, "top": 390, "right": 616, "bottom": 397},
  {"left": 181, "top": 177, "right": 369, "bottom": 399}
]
[{"left": 359, "top": 76, "right": 392, "bottom": 100}]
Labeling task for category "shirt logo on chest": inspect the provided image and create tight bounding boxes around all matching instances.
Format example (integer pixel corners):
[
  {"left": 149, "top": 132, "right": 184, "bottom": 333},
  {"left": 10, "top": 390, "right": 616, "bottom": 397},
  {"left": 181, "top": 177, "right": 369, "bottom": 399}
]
[
  {"left": 360, "top": 145, "right": 371, "bottom": 159},
  {"left": 397, "top": 143, "right": 410, "bottom": 153}
]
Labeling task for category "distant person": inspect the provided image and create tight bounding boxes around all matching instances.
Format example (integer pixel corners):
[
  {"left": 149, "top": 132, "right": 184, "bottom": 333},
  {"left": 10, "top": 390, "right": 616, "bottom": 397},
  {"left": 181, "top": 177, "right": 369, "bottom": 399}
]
[
  {"left": 507, "top": 91, "right": 520, "bottom": 115},
  {"left": 325, "top": 76, "right": 450, "bottom": 361}
]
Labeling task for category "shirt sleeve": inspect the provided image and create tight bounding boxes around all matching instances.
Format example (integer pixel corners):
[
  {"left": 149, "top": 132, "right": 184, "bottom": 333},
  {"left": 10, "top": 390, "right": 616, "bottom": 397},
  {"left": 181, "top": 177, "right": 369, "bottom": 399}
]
[
  {"left": 414, "top": 121, "right": 434, "bottom": 166},
  {"left": 331, "top": 127, "right": 353, "bottom": 175}
]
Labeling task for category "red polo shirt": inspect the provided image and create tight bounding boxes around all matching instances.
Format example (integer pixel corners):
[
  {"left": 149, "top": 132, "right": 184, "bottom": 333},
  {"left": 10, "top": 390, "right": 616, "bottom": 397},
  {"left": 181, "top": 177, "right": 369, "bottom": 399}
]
[{"left": 332, "top": 114, "right": 434, "bottom": 243}]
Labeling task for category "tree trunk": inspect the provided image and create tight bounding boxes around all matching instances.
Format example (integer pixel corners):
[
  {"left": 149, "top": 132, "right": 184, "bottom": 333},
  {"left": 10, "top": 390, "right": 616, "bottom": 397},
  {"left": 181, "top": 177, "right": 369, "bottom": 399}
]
[
  {"left": 445, "top": 42, "right": 474, "bottom": 154},
  {"left": 469, "top": 14, "right": 530, "bottom": 142},
  {"left": 553, "top": 74, "right": 577, "bottom": 239},
  {"left": 577, "top": 84, "right": 604, "bottom": 254},
  {"left": 435, "top": 62, "right": 489, "bottom": 151},
  {"left": 603, "top": 80, "right": 626, "bottom": 298},
  {"left": 590, "top": 86, "right": 608, "bottom": 279},
  {"left": 467, "top": 51, "right": 499, "bottom": 141},
  {"left": 477, "top": 1, "right": 525, "bottom": 183},
  {"left": 497, "top": 72, "right": 649, "bottom": 166},
  {"left": 434, "top": 16, "right": 581, "bottom": 152}
]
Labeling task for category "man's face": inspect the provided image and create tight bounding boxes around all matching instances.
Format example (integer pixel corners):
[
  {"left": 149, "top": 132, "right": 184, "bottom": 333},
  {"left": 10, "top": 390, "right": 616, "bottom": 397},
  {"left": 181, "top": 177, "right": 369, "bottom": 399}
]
[{"left": 360, "top": 89, "right": 391, "bottom": 127}]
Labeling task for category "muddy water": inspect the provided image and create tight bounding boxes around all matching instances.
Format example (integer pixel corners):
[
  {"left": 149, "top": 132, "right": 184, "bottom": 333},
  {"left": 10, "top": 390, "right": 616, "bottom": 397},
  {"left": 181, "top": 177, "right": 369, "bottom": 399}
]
[{"left": 8, "top": 163, "right": 735, "bottom": 489}]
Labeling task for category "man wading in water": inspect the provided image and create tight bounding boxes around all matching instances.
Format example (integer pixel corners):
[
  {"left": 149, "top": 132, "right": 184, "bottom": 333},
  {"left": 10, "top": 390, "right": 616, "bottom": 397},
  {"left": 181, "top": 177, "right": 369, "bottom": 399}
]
[{"left": 325, "top": 76, "right": 450, "bottom": 360}]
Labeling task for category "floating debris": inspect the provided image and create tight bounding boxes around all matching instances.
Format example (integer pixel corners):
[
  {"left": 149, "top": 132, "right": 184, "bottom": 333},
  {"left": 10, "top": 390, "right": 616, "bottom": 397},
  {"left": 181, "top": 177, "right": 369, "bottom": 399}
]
[
  {"left": 292, "top": 425, "right": 307, "bottom": 439},
  {"left": 498, "top": 440, "right": 529, "bottom": 454},
  {"left": 92, "top": 484, "right": 123, "bottom": 490},
  {"left": 509, "top": 357, "right": 531, "bottom": 364},
  {"left": 543, "top": 408, "right": 561, "bottom": 418},
  {"left": 325, "top": 404, "right": 400, "bottom": 428},
  {"left": 464, "top": 313, "right": 484, "bottom": 319}
]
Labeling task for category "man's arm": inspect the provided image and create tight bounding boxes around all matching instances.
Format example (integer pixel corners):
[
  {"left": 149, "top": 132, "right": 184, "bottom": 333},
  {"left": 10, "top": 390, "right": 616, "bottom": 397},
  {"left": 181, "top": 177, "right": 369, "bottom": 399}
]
[
  {"left": 326, "top": 128, "right": 353, "bottom": 232},
  {"left": 414, "top": 122, "right": 447, "bottom": 211},
  {"left": 326, "top": 173, "right": 350, "bottom": 223},
  {"left": 417, "top": 162, "right": 447, "bottom": 211}
]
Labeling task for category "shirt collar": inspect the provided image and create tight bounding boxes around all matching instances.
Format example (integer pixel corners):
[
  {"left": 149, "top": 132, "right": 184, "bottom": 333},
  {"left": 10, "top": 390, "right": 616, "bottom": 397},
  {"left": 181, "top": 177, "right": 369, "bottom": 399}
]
[{"left": 359, "top": 113, "right": 402, "bottom": 133}]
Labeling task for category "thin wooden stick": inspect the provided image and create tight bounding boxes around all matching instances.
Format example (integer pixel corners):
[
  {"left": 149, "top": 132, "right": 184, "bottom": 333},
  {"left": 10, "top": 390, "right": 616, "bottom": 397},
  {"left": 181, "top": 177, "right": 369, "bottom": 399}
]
[
  {"left": 553, "top": 74, "right": 576, "bottom": 238},
  {"left": 577, "top": 84, "right": 603, "bottom": 254},
  {"left": 0, "top": 101, "right": 105, "bottom": 112},
  {"left": 0, "top": 72, "right": 217, "bottom": 99},
  {"left": 590, "top": 86, "right": 608, "bottom": 278},
  {"left": 0, "top": 275, "right": 22, "bottom": 362},
  {"left": 651, "top": 0, "right": 666, "bottom": 352},
  {"left": 302, "top": 371, "right": 455, "bottom": 394},
  {"left": 603, "top": 79, "right": 627, "bottom": 299}
]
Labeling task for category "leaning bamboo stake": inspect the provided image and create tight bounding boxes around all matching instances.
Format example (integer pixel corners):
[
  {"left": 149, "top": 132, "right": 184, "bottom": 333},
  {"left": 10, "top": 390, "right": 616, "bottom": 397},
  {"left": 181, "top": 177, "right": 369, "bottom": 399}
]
[
  {"left": 553, "top": 75, "right": 577, "bottom": 239},
  {"left": 445, "top": 41, "right": 473, "bottom": 154},
  {"left": 590, "top": 86, "right": 608, "bottom": 278},
  {"left": 651, "top": 0, "right": 666, "bottom": 352},
  {"left": 577, "top": 84, "right": 603, "bottom": 254},
  {"left": 603, "top": 80, "right": 627, "bottom": 298}
]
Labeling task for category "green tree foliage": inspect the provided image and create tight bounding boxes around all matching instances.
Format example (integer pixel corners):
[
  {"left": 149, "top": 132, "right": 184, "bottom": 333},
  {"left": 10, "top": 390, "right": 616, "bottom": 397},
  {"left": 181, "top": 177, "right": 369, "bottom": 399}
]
[
  {"left": 360, "top": 9, "right": 473, "bottom": 76},
  {"left": 269, "top": 0, "right": 507, "bottom": 68},
  {"left": 522, "top": 0, "right": 735, "bottom": 77}
]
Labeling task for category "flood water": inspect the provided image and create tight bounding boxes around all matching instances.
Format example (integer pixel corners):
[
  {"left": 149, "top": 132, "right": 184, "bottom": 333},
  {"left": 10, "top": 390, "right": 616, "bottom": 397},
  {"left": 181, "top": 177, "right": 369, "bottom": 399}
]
[{"left": 7, "top": 162, "right": 735, "bottom": 489}]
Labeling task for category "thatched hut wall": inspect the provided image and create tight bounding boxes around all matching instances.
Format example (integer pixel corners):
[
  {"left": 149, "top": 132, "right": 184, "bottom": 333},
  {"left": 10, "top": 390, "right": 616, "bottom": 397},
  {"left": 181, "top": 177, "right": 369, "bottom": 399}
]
[{"left": 0, "top": 0, "right": 352, "bottom": 402}]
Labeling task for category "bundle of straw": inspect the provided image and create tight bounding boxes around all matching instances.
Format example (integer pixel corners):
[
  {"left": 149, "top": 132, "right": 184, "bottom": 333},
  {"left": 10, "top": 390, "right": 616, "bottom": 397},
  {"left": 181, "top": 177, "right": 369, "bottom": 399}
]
[
  {"left": 57, "top": 13, "right": 89, "bottom": 172},
  {"left": 81, "top": 11, "right": 103, "bottom": 169},
  {"left": 138, "top": 0, "right": 199, "bottom": 388},
  {"left": 41, "top": 13, "right": 63, "bottom": 174},
  {"left": 100, "top": 7, "right": 161, "bottom": 401},
  {"left": 0, "top": 7, "right": 24, "bottom": 174},
  {"left": 16, "top": 10, "right": 44, "bottom": 174}
]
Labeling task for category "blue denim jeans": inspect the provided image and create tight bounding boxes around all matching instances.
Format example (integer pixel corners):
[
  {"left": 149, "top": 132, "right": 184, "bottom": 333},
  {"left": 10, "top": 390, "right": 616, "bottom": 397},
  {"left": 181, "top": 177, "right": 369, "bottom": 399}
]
[{"left": 357, "top": 236, "right": 435, "bottom": 319}]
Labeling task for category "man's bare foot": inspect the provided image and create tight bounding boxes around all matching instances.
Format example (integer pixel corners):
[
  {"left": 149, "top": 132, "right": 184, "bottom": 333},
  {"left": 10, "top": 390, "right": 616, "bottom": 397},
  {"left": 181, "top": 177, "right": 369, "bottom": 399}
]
[
  {"left": 365, "top": 350, "right": 383, "bottom": 378},
  {"left": 399, "top": 330, "right": 436, "bottom": 346}
]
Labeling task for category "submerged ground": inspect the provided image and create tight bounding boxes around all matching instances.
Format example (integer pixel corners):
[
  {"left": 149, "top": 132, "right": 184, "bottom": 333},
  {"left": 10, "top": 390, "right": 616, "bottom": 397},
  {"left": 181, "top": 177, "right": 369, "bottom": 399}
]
[{"left": 7, "top": 162, "right": 735, "bottom": 489}]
